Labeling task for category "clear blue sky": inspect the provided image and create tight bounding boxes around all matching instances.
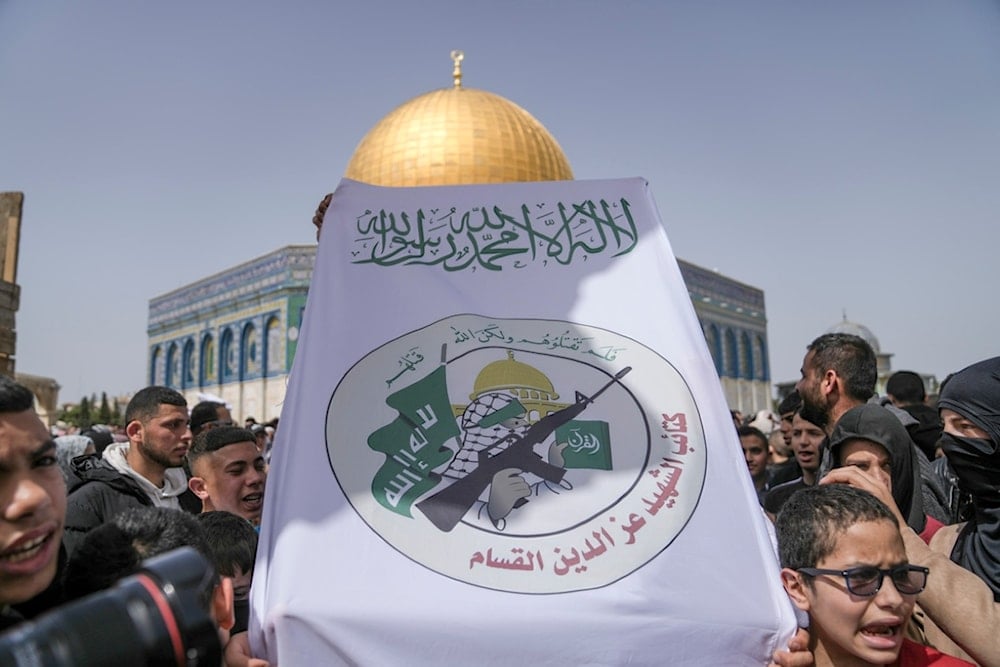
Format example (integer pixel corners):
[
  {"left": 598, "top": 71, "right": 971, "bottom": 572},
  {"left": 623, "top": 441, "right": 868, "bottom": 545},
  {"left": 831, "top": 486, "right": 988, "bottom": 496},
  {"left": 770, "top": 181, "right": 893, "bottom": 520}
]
[{"left": 2, "top": 1, "right": 998, "bottom": 403}]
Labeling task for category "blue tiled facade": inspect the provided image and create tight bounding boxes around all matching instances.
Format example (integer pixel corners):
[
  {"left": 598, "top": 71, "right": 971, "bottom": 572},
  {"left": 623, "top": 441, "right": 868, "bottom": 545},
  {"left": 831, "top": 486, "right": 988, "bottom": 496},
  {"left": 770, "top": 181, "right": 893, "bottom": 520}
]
[
  {"left": 147, "top": 246, "right": 314, "bottom": 408},
  {"left": 677, "top": 259, "right": 769, "bottom": 383}
]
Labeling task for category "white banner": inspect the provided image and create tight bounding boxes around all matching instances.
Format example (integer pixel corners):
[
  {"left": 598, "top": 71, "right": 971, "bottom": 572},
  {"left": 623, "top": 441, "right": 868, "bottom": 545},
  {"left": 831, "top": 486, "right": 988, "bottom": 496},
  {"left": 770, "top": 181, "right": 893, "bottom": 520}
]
[{"left": 251, "top": 177, "right": 795, "bottom": 665}]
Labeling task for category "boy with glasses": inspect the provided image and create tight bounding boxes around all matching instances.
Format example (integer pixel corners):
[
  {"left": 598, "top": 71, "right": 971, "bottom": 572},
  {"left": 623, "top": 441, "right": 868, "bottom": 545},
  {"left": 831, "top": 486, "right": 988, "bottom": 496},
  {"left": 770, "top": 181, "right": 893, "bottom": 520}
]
[{"left": 776, "top": 484, "right": 971, "bottom": 666}]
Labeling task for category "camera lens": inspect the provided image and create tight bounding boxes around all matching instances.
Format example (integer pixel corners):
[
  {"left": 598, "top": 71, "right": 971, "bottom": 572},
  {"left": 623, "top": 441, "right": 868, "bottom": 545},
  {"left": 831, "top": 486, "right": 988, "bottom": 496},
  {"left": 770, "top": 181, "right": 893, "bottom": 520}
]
[{"left": 0, "top": 547, "right": 221, "bottom": 667}]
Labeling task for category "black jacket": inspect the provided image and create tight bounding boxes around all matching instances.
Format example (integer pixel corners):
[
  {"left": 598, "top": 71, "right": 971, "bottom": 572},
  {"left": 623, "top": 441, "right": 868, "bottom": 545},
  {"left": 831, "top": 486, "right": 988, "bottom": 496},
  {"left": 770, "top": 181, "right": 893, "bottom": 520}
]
[
  {"left": 64, "top": 456, "right": 200, "bottom": 557},
  {"left": 901, "top": 403, "right": 943, "bottom": 461}
]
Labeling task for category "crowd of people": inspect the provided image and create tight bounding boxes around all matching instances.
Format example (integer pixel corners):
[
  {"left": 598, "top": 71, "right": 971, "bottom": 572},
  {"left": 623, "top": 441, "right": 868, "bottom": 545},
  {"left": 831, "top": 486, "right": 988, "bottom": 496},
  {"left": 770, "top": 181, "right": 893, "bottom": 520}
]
[
  {"left": 0, "top": 330, "right": 997, "bottom": 666},
  {"left": 0, "top": 383, "right": 268, "bottom": 665},
  {"left": 735, "top": 333, "right": 1000, "bottom": 666}
]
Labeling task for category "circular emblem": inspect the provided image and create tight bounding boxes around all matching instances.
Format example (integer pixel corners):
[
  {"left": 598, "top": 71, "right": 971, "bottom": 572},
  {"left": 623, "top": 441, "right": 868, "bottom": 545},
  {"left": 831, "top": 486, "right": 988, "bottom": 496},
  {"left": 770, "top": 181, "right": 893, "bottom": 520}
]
[{"left": 326, "top": 315, "right": 706, "bottom": 594}]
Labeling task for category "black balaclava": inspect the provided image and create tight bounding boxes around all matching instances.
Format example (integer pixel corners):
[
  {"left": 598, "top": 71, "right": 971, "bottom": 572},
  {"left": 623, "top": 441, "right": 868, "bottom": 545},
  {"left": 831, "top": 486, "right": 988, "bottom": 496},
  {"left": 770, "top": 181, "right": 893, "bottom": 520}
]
[{"left": 937, "top": 356, "right": 1000, "bottom": 602}]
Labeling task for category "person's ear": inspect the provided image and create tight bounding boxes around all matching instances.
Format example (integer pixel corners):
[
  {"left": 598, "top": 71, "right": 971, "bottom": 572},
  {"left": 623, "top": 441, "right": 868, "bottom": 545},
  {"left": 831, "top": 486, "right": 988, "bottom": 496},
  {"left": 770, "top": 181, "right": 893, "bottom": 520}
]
[
  {"left": 125, "top": 420, "right": 143, "bottom": 443},
  {"left": 781, "top": 568, "right": 812, "bottom": 612},
  {"left": 821, "top": 369, "right": 838, "bottom": 397},
  {"left": 188, "top": 476, "right": 210, "bottom": 500},
  {"left": 213, "top": 576, "right": 235, "bottom": 632}
]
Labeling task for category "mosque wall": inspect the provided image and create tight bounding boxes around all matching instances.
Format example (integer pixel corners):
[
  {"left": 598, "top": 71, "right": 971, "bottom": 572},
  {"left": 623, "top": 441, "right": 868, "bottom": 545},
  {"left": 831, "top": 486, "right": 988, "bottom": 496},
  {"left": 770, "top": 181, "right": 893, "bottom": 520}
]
[
  {"left": 0, "top": 192, "right": 23, "bottom": 377},
  {"left": 147, "top": 245, "right": 314, "bottom": 422},
  {"left": 678, "top": 260, "right": 771, "bottom": 414}
]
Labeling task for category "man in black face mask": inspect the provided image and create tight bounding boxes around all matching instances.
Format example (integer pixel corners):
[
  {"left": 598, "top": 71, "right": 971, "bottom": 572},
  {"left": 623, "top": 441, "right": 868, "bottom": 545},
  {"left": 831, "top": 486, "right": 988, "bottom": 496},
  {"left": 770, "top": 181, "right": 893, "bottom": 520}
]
[
  {"left": 937, "top": 356, "right": 1000, "bottom": 602},
  {"left": 895, "top": 355, "right": 1000, "bottom": 665}
]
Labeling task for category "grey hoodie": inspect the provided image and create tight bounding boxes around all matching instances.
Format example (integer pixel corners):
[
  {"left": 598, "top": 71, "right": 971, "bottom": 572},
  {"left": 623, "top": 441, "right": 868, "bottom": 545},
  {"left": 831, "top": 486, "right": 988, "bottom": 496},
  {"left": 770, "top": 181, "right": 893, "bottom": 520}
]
[{"left": 102, "top": 442, "right": 190, "bottom": 509}]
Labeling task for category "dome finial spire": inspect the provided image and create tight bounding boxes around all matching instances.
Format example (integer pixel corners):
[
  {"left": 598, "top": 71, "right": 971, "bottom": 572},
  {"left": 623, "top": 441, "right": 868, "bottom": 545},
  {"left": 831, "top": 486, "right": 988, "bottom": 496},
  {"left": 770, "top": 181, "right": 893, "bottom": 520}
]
[{"left": 451, "top": 50, "right": 464, "bottom": 88}]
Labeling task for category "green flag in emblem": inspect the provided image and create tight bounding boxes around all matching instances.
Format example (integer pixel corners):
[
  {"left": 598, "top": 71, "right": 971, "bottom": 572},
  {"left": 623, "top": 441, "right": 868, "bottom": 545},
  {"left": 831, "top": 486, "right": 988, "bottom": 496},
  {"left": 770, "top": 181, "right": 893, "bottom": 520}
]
[
  {"left": 554, "top": 420, "right": 613, "bottom": 470},
  {"left": 367, "top": 366, "right": 459, "bottom": 517}
]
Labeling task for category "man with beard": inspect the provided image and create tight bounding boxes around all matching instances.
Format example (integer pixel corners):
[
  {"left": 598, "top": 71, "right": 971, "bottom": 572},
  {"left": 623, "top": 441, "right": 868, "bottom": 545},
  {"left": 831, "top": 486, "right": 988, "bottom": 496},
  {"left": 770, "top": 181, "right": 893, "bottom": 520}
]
[
  {"left": 797, "top": 333, "right": 955, "bottom": 524},
  {"left": 795, "top": 333, "right": 877, "bottom": 436},
  {"left": 64, "top": 386, "right": 200, "bottom": 556}
]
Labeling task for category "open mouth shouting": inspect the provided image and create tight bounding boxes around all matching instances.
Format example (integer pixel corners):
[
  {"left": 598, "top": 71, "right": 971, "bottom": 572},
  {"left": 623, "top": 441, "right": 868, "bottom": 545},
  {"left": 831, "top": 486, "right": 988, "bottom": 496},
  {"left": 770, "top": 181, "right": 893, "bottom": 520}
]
[
  {"left": 242, "top": 492, "right": 264, "bottom": 514},
  {"left": 859, "top": 619, "right": 903, "bottom": 651},
  {"left": 0, "top": 524, "right": 59, "bottom": 576}
]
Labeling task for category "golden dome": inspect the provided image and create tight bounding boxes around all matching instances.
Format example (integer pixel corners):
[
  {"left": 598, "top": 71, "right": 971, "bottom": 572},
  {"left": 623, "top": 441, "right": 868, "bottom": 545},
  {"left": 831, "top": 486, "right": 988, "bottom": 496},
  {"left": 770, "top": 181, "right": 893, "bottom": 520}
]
[
  {"left": 470, "top": 351, "right": 559, "bottom": 401},
  {"left": 345, "top": 55, "right": 573, "bottom": 186}
]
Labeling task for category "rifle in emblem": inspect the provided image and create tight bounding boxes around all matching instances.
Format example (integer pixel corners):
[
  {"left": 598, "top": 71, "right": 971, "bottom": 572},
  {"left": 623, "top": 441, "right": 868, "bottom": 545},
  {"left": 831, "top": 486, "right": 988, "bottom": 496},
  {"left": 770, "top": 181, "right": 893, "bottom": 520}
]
[{"left": 416, "top": 366, "right": 632, "bottom": 532}]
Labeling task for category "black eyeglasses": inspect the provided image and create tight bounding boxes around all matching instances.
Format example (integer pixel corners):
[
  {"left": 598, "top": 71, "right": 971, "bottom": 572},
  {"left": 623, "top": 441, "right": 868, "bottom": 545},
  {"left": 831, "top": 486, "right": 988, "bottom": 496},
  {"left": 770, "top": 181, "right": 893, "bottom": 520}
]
[{"left": 797, "top": 564, "right": 929, "bottom": 597}]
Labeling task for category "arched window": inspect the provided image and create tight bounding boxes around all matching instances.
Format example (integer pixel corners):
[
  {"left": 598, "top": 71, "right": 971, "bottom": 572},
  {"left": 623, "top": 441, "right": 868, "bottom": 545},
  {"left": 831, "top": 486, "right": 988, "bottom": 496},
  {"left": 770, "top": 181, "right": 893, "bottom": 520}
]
[
  {"left": 200, "top": 334, "right": 217, "bottom": 386},
  {"left": 740, "top": 331, "right": 753, "bottom": 380},
  {"left": 725, "top": 329, "right": 739, "bottom": 378},
  {"left": 165, "top": 343, "right": 180, "bottom": 388},
  {"left": 241, "top": 323, "right": 260, "bottom": 380},
  {"left": 220, "top": 328, "right": 236, "bottom": 382},
  {"left": 182, "top": 339, "right": 196, "bottom": 389},
  {"left": 149, "top": 346, "right": 161, "bottom": 385},
  {"left": 265, "top": 316, "right": 282, "bottom": 375},
  {"left": 704, "top": 324, "right": 721, "bottom": 375},
  {"left": 754, "top": 335, "right": 768, "bottom": 381}
]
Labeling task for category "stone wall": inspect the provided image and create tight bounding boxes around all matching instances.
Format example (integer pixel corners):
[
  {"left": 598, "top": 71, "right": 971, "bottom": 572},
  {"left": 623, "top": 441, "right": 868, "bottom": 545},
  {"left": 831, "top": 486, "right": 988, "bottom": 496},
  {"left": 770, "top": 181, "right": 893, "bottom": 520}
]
[{"left": 0, "top": 192, "right": 23, "bottom": 375}]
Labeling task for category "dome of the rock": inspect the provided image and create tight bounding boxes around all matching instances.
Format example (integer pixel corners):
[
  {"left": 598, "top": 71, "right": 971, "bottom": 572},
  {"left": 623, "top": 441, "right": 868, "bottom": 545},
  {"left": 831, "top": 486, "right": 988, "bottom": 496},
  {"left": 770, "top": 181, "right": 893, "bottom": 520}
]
[{"left": 345, "top": 54, "right": 573, "bottom": 186}]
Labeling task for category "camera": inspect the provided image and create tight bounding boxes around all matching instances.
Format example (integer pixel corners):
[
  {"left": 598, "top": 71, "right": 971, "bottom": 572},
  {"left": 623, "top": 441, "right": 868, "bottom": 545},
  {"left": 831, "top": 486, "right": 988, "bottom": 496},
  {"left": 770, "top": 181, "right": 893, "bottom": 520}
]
[{"left": 0, "top": 546, "right": 222, "bottom": 666}]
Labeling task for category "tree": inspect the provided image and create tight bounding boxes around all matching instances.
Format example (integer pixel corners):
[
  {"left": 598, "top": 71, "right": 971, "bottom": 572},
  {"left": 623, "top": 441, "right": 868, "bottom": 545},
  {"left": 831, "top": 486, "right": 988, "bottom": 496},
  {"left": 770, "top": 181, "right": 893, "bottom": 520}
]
[
  {"left": 98, "top": 392, "right": 112, "bottom": 424},
  {"left": 55, "top": 391, "right": 123, "bottom": 429},
  {"left": 78, "top": 396, "right": 92, "bottom": 430}
]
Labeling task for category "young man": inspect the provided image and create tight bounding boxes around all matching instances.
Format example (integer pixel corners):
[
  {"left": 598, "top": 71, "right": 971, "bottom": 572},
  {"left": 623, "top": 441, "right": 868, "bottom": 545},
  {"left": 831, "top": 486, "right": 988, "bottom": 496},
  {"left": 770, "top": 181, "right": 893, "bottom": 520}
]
[
  {"left": 0, "top": 376, "right": 65, "bottom": 628},
  {"left": 885, "top": 370, "right": 941, "bottom": 461},
  {"left": 249, "top": 423, "right": 269, "bottom": 453},
  {"left": 190, "top": 401, "right": 235, "bottom": 437},
  {"left": 763, "top": 410, "right": 825, "bottom": 516},
  {"left": 64, "top": 386, "right": 199, "bottom": 555},
  {"left": 197, "top": 511, "right": 259, "bottom": 634},
  {"left": 776, "top": 484, "right": 971, "bottom": 666},
  {"left": 769, "top": 391, "right": 803, "bottom": 487},
  {"left": 187, "top": 426, "right": 266, "bottom": 525},
  {"left": 737, "top": 425, "right": 771, "bottom": 502},
  {"left": 778, "top": 391, "right": 802, "bottom": 451}
]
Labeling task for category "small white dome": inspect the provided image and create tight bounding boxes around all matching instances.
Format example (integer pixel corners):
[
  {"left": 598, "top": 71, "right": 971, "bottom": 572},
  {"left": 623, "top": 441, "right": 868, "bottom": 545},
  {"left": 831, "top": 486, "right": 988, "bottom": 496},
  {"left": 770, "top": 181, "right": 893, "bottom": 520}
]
[{"left": 824, "top": 318, "right": 880, "bottom": 353}]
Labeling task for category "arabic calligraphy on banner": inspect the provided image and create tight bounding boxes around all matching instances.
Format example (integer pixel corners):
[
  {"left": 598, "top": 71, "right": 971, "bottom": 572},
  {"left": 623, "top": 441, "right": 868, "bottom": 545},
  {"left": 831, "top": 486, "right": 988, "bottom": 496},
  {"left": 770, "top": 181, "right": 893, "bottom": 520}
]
[
  {"left": 349, "top": 198, "right": 638, "bottom": 271},
  {"left": 468, "top": 455, "right": 692, "bottom": 579},
  {"left": 385, "top": 321, "right": 627, "bottom": 389},
  {"left": 326, "top": 314, "right": 707, "bottom": 594}
]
